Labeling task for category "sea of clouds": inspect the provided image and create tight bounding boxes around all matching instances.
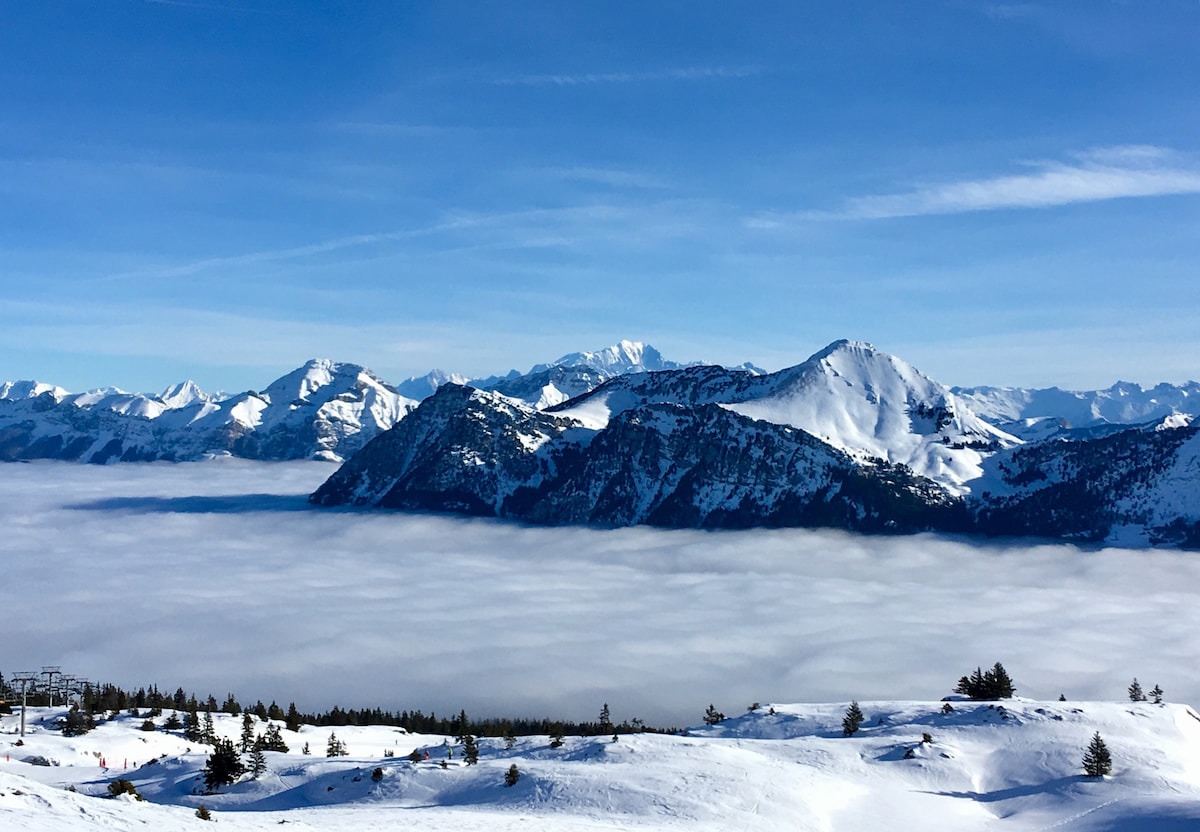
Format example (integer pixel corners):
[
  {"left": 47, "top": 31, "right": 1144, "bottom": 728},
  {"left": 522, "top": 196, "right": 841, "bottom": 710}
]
[{"left": 1, "top": 459, "right": 1196, "bottom": 727}]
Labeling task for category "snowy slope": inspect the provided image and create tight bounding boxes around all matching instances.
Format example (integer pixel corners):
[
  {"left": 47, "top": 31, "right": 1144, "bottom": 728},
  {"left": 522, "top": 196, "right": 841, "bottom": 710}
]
[{"left": 4, "top": 699, "right": 1199, "bottom": 831}]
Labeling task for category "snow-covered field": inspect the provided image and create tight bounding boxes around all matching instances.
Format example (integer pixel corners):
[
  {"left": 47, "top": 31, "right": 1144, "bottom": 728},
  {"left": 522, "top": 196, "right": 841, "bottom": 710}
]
[
  {"left": 3, "top": 460, "right": 1200, "bottom": 723},
  {"left": 3, "top": 699, "right": 1200, "bottom": 831}
]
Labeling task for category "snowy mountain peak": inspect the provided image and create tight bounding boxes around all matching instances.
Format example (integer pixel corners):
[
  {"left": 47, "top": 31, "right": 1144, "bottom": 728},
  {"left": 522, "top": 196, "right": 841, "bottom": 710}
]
[
  {"left": 540, "top": 340, "right": 682, "bottom": 376},
  {"left": 0, "top": 379, "right": 67, "bottom": 401},
  {"left": 724, "top": 340, "right": 1020, "bottom": 494},
  {"left": 396, "top": 369, "right": 472, "bottom": 401},
  {"left": 158, "top": 380, "right": 210, "bottom": 409}
]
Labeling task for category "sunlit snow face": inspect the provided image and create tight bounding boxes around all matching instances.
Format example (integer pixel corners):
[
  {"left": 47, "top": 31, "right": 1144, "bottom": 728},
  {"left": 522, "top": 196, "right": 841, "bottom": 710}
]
[{"left": 1, "top": 459, "right": 1194, "bottom": 725}]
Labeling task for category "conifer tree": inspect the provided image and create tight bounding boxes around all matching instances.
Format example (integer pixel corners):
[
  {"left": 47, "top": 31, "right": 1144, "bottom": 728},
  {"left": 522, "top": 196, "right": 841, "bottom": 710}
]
[
  {"left": 183, "top": 708, "right": 203, "bottom": 743},
  {"left": 703, "top": 704, "right": 725, "bottom": 725},
  {"left": 503, "top": 723, "right": 516, "bottom": 750},
  {"left": 326, "top": 732, "right": 347, "bottom": 757},
  {"left": 285, "top": 702, "right": 303, "bottom": 732},
  {"left": 248, "top": 738, "right": 267, "bottom": 779},
  {"left": 504, "top": 763, "right": 520, "bottom": 787},
  {"left": 201, "top": 709, "right": 216, "bottom": 745},
  {"left": 1151, "top": 684, "right": 1164, "bottom": 705},
  {"left": 1128, "top": 678, "right": 1146, "bottom": 702},
  {"left": 202, "top": 738, "right": 245, "bottom": 792},
  {"left": 1082, "top": 732, "right": 1112, "bottom": 777},
  {"left": 462, "top": 734, "right": 479, "bottom": 765},
  {"left": 598, "top": 703, "right": 612, "bottom": 734},
  {"left": 842, "top": 701, "right": 865, "bottom": 737},
  {"left": 240, "top": 713, "right": 255, "bottom": 753},
  {"left": 262, "top": 723, "right": 289, "bottom": 752}
]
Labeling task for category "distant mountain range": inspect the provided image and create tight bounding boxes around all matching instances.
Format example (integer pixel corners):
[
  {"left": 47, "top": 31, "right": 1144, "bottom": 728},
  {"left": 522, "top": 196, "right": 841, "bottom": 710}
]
[{"left": 4, "top": 340, "right": 1199, "bottom": 546}]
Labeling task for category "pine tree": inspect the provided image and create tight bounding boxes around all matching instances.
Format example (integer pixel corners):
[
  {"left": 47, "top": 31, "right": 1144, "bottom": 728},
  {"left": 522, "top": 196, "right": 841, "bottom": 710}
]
[
  {"left": 183, "top": 708, "right": 202, "bottom": 742},
  {"left": 201, "top": 709, "right": 216, "bottom": 745},
  {"left": 202, "top": 738, "right": 245, "bottom": 792},
  {"left": 240, "top": 713, "right": 255, "bottom": 753},
  {"left": 285, "top": 702, "right": 303, "bottom": 732},
  {"left": 503, "top": 723, "right": 516, "bottom": 750},
  {"left": 954, "top": 662, "right": 1015, "bottom": 699},
  {"left": 1128, "top": 678, "right": 1146, "bottom": 702},
  {"left": 1082, "top": 732, "right": 1112, "bottom": 777},
  {"left": 248, "top": 738, "right": 267, "bottom": 779},
  {"left": 703, "top": 704, "right": 725, "bottom": 725},
  {"left": 598, "top": 703, "right": 612, "bottom": 734},
  {"left": 262, "top": 723, "right": 289, "bottom": 752},
  {"left": 326, "top": 732, "right": 347, "bottom": 757},
  {"left": 842, "top": 701, "right": 865, "bottom": 737},
  {"left": 504, "top": 763, "right": 520, "bottom": 787},
  {"left": 1150, "top": 684, "right": 1164, "bottom": 705},
  {"left": 986, "top": 663, "right": 1016, "bottom": 698},
  {"left": 462, "top": 734, "right": 479, "bottom": 765}
]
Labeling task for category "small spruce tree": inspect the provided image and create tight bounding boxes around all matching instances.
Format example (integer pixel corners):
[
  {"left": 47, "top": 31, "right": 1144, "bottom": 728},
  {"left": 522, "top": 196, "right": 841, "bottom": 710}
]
[
  {"left": 201, "top": 709, "right": 216, "bottom": 745},
  {"left": 842, "top": 701, "right": 865, "bottom": 737},
  {"left": 248, "top": 738, "right": 267, "bottom": 779},
  {"left": 240, "top": 713, "right": 255, "bottom": 752},
  {"left": 195, "top": 804, "right": 212, "bottom": 821},
  {"left": 462, "top": 734, "right": 479, "bottom": 765},
  {"left": 1082, "top": 732, "right": 1112, "bottom": 777},
  {"left": 703, "top": 704, "right": 725, "bottom": 725},
  {"left": 504, "top": 763, "right": 520, "bottom": 787},
  {"left": 503, "top": 723, "right": 516, "bottom": 750},
  {"left": 1151, "top": 684, "right": 1164, "bottom": 705},
  {"left": 183, "top": 708, "right": 202, "bottom": 743},
  {"left": 262, "top": 723, "right": 289, "bottom": 752},
  {"left": 1128, "top": 678, "right": 1146, "bottom": 702},
  {"left": 326, "top": 732, "right": 347, "bottom": 757},
  {"left": 202, "top": 738, "right": 245, "bottom": 792},
  {"left": 598, "top": 703, "right": 612, "bottom": 734}
]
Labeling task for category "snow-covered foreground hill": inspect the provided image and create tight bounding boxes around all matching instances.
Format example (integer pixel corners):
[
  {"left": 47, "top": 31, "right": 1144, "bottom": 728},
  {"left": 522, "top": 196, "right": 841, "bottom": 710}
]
[{"left": 4, "top": 700, "right": 1200, "bottom": 830}]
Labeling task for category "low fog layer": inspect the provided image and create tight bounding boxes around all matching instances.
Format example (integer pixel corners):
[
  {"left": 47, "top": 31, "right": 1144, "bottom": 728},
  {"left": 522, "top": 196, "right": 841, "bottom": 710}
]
[{"left": 1, "top": 460, "right": 1194, "bottom": 726}]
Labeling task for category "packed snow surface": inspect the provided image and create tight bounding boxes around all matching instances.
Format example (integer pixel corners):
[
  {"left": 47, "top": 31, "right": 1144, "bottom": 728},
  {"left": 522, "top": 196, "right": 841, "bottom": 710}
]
[{"left": 3, "top": 700, "right": 1199, "bottom": 831}]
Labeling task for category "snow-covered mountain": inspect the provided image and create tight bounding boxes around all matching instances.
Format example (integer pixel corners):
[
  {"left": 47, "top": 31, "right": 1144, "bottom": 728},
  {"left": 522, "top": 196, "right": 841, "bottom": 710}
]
[
  {"left": 0, "top": 360, "right": 417, "bottom": 463},
  {"left": 972, "top": 420, "right": 1200, "bottom": 547},
  {"left": 5, "top": 699, "right": 1200, "bottom": 831},
  {"left": 310, "top": 340, "right": 1200, "bottom": 545},
  {"left": 955, "top": 380, "right": 1200, "bottom": 439},
  {"left": 399, "top": 339, "right": 759, "bottom": 409},
  {"left": 553, "top": 340, "right": 1018, "bottom": 495},
  {"left": 311, "top": 380, "right": 959, "bottom": 531}
]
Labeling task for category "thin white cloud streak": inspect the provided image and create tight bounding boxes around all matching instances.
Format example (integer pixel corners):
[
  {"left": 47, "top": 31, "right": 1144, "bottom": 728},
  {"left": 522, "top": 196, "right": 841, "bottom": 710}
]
[
  {"left": 4, "top": 461, "right": 1199, "bottom": 727},
  {"left": 94, "top": 198, "right": 718, "bottom": 282},
  {"left": 753, "top": 146, "right": 1200, "bottom": 224},
  {"left": 490, "top": 65, "right": 766, "bottom": 87}
]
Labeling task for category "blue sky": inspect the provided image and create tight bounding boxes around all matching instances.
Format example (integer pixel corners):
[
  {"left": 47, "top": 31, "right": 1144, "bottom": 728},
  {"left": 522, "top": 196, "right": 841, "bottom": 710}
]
[{"left": 3, "top": 0, "right": 1200, "bottom": 394}]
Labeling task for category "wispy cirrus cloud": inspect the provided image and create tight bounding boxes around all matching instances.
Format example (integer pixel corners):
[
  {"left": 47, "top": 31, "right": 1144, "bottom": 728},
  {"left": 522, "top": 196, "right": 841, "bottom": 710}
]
[
  {"left": 490, "top": 65, "right": 766, "bottom": 87},
  {"left": 752, "top": 146, "right": 1200, "bottom": 225}
]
